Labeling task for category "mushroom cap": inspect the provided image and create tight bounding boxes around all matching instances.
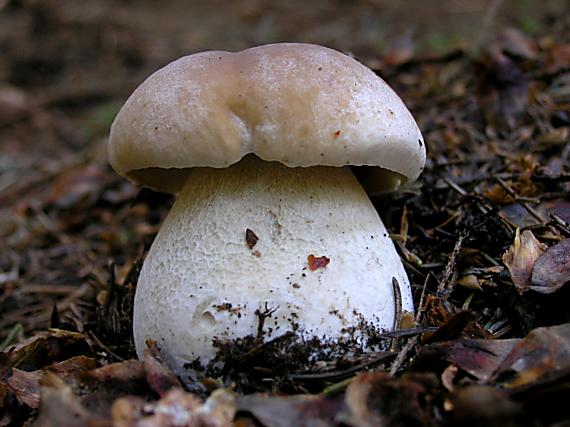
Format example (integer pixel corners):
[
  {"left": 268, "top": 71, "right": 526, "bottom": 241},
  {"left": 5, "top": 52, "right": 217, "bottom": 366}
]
[{"left": 109, "top": 43, "right": 425, "bottom": 193}]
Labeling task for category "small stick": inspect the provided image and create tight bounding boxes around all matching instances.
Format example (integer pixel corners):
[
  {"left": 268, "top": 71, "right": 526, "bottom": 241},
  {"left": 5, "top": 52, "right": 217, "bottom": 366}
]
[
  {"left": 495, "top": 177, "right": 546, "bottom": 223},
  {"left": 551, "top": 213, "right": 570, "bottom": 236},
  {"left": 437, "top": 232, "right": 466, "bottom": 298},
  {"left": 415, "top": 274, "right": 430, "bottom": 324},
  {"left": 290, "top": 352, "right": 396, "bottom": 383},
  {"left": 389, "top": 335, "right": 419, "bottom": 376},
  {"left": 390, "top": 277, "right": 403, "bottom": 351}
]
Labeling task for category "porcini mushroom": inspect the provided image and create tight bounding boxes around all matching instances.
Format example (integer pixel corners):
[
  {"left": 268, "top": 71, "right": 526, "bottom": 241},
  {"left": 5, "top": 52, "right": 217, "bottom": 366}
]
[{"left": 108, "top": 43, "right": 426, "bottom": 368}]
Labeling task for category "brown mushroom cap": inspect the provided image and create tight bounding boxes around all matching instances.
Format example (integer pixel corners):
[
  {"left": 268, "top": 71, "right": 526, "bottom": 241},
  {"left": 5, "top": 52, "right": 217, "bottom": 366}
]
[{"left": 109, "top": 43, "right": 425, "bottom": 193}]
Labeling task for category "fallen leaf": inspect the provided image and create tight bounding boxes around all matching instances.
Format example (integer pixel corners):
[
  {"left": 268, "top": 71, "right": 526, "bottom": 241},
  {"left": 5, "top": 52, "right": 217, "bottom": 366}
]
[
  {"left": 74, "top": 360, "right": 149, "bottom": 417},
  {"left": 34, "top": 373, "right": 101, "bottom": 427},
  {"left": 237, "top": 392, "right": 342, "bottom": 427},
  {"left": 135, "top": 388, "right": 235, "bottom": 427},
  {"left": 5, "top": 369, "right": 41, "bottom": 408},
  {"left": 48, "top": 164, "right": 107, "bottom": 209},
  {"left": 492, "top": 323, "right": 570, "bottom": 388},
  {"left": 441, "top": 364, "right": 458, "bottom": 392},
  {"left": 343, "top": 372, "right": 437, "bottom": 427},
  {"left": 307, "top": 254, "right": 330, "bottom": 271},
  {"left": 0, "top": 329, "right": 90, "bottom": 371},
  {"left": 502, "top": 229, "right": 547, "bottom": 293},
  {"left": 245, "top": 228, "right": 259, "bottom": 249},
  {"left": 3, "top": 356, "right": 95, "bottom": 409},
  {"left": 458, "top": 275, "right": 483, "bottom": 291},
  {"left": 498, "top": 28, "right": 538, "bottom": 60},
  {"left": 143, "top": 343, "right": 181, "bottom": 397},
  {"left": 422, "top": 310, "right": 476, "bottom": 344},
  {"left": 424, "top": 294, "right": 452, "bottom": 327},
  {"left": 82, "top": 359, "right": 145, "bottom": 384},
  {"left": 416, "top": 338, "right": 520, "bottom": 382},
  {"left": 530, "top": 238, "right": 570, "bottom": 294},
  {"left": 111, "top": 388, "right": 235, "bottom": 427},
  {"left": 500, "top": 199, "right": 570, "bottom": 229},
  {"left": 448, "top": 385, "right": 522, "bottom": 427},
  {"left": 484, "top": 184, "right": 514, "bottom": 204},
  {"left": 110, "top": 395, "right": 146, "bottom": 427},
  {"left": 134, "top": 389, "right": 203, "bottom": 427}
]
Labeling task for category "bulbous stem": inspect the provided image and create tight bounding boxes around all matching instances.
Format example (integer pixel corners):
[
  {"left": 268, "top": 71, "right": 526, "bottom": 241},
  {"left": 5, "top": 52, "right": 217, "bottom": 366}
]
[{"left": 133, "top": 155, "right": 412, "bottom": 367}]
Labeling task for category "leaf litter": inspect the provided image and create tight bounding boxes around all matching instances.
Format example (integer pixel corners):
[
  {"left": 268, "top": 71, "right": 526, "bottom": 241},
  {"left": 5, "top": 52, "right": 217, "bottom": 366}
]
[{"left": 0, "top": 4, "right": 569, "bottom": 426}]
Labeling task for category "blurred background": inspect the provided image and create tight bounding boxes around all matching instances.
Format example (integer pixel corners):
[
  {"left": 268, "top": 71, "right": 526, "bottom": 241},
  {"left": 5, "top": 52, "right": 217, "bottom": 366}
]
[{"left": 0, "top": 0, "right": 567, "bottom": 192}]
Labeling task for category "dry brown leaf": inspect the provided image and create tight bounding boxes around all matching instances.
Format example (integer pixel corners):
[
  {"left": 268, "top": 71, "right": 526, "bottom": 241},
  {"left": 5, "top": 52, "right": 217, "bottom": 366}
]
[
  {"left": 131, "top": 388, "right": 235, "bottom": 427},
  {"left": 416, "top": 338, "right": 520, "bottom": 382},
  {"left": 111, "top": 396, "right": 146, "bottom": 427},
  {"left": 236, "top": 393, "right": 342, "bottom": 427},
  {"left": 492, "top": 323, "right": 570, "bottom": 388},
  {"left": 502, "top": 229, "right": 547, "bottom": 293},
  {"left": 448, "top": 385, "right": 522, "bottom": 427},
  {"left": 47, "top": 164, "right": 108, "bottom": 208},
  {"left": 483, "top": 184, "right": 513, "bottom": 204},
  {"left": 134, "top": 389, "right": 203, "bottom": 427},
  {"left": 83, "top": 359, "right": 146, "bottom": 384},
  {"left": 498, "top": 28, "right": 538, "bottom": 60},
  {"left": 143, "top": 344, "right": 181, "bottom": 397},
  {"left": 441, "top": 364, "right": 459, "bottom": 392},
  {"left": 422, "top": 310, "right": 476, "bottom": 344},
  {"left": 531, "top": 238, "right": 570, "bottom": 294},
  {"left": 344, "top": 372, "right": 436, "bottom": 427},
  {"left": 34, "top": 373, "right": 102, "bottom": 427},
  {"left": 458, "top": 275, "right": 483, "bottom": 291},
  {"left": 3, "top": 356, "right": 95, "bottom": 409},
  {"left": 0, "top": 329, "right": 90, "bottom": 371},
  {"left": 245, "top": 228, "right": 259, "bottom": 249},
  {"left": 5, "top": 369, "right": 41, "bottom": 408}
]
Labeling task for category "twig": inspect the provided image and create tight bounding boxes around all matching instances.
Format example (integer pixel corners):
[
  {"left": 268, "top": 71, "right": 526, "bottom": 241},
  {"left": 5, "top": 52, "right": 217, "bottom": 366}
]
[
  {"left": 390, "top": 277, "right": 403, "bottom": 351},
  {"left": 550, "top": 213, "right": 570, "bottom": 235},
  {"left": 19, "top": 285, "right": 79, "bottom": 295},
  {"left": 441, "top": 176, "right": 490, "bottom": 215},
  {"left": 322, "top": 377, "right": 354, "bottom": 397},
  {"left": 442, "top": 176, "right": 468, "bottom": 197},
  {"left": 389, "top": 335, "right": 419, "bottom": 376},
  {"left": 437, "top": 232, "right": 466, "bottom": 298},
  {"left": 376, "top": 327, "right": 437, "bottom": 339},
  {"left": 290, "top": 352, "right": 396, "bottom": 383},
  {"left": 495, "top": 177, "right": 546, "bottom": 223},
  {"left": 88, "top": 331, "right": 125, "bottom": 362},
  {"left": 415, "top": 274, "right": 431, "bottom": 324}
]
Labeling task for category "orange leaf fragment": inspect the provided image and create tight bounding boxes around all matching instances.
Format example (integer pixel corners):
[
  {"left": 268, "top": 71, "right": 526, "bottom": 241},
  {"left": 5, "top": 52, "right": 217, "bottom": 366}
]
[{"left": 307, "top": 254, "right": 330, "bottom": 271}]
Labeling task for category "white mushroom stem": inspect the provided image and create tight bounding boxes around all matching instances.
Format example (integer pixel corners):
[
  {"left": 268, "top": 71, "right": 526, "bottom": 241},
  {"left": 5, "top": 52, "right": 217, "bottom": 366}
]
[{"left": 133, "top": 155, "right": 413, "bottom": 367}]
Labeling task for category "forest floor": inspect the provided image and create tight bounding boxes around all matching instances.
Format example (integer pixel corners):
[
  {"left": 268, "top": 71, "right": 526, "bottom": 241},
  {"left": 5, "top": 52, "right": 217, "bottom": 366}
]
[{"left": 1, "top": 1, "right": 569, "bottom": 426}]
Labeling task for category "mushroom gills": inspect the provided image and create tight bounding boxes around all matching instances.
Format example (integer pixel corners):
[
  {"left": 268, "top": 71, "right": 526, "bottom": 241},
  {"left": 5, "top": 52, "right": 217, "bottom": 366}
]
[{"left": 133, "top": 154, "right": 413, "bottom": 367}]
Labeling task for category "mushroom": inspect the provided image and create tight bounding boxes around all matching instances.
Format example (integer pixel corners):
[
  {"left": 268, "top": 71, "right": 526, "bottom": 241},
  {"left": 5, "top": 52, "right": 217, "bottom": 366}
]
[{"left": 108, "top": 43, "right": 426, "bottom": 368}]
